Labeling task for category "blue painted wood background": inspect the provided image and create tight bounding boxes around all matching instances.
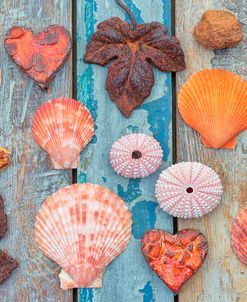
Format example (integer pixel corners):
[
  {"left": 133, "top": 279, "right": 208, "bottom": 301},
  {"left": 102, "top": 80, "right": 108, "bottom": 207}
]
[
  {"left": 77, "top": 1, "right": 173, "bottom": 301},
  {"left": 1, "top": 1, "right": 246, "bottom": 301}
]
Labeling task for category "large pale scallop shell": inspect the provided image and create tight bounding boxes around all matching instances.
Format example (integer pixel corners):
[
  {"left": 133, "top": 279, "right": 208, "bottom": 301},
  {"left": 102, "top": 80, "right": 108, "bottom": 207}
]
[
  {"left": 155, "top": 162, "right": 223, "bottom": 219},
  {"left": 178, "top": 69, "right": 247, "bottom": 149},
  {"left": 109, "top": 133, "right": 163, "bottom": 178},
  {"left": 35, "top": 183, "right": 132, "bottom": 289},
  {"left": 32, "top": 98, "right": 94, "bottom": 169},
  {"left": 231, "top": 208, "right": 247, "bottom": 265}
]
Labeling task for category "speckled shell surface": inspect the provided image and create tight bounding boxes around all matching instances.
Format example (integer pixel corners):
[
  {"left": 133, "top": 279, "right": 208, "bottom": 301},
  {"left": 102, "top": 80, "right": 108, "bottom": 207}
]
[
  {"left": 35, "top": 183, "right": 132, "bottom": 289},
  {"left": 231, "top": 208, "right": 247, "bottom": 265},
  {"left": 155, "top": 162, "right": 223, "bottom": 219},
  {"left": 32, "top": 98, "right": 94, "bottom": 169},
  {"left": 109, "top": 133, "right": 163, "bottom": 178},
  {"left": 178, "top": 69, "right": 247, "bottom": 149}
]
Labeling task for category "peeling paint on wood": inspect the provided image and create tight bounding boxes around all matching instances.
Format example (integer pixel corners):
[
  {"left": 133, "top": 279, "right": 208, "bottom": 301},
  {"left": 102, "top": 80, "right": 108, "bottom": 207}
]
[
  {"left": 0, "top": 1, "right": 72, "bottom": 301},
  {"left": 77, "top": 0, "right": 174, "bottom": 301},
  {"left": 3, "top": 0, "right": 245, "bottom": 301},
  {"left": 176, "top": 1, "right": 247, "bottom": 302}
]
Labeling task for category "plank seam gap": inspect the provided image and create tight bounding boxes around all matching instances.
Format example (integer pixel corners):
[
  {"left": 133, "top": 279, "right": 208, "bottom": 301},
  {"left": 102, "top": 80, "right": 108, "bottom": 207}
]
[
  {"left": 171, "top": 0, "right": 178, "bottom": 300},
  {"left": 171, "top": 0, "right": 179, "bottom": 302},
  {"left": 72, "top": 0, "right": 78, "bottom": 188},
  {"left": 72, "top": 0, "right": 78, "bottom": 300}
]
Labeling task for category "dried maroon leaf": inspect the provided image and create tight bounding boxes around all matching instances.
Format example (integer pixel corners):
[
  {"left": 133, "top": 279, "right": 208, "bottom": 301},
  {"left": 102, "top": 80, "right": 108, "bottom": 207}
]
[{"left": 84, "top": 16, "right": 185, "bottom": 117}]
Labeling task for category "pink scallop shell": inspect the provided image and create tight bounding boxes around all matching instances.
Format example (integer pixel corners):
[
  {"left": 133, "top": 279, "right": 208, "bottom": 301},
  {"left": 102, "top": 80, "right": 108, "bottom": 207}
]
[
  {"left": 109, "top": 133, "right": 163, "bottom": 178},
  {"left": 35, "top": 183, "right": 132, "bottom": 289},
  {"left": 155, "top": 162, "right": 223, "bottom": 219},
  {"left": 32, "top": 98, "right": 94, "bottom": 169},
  {"left": 231, "top": 208, "right": 247, "bottom": 265}
]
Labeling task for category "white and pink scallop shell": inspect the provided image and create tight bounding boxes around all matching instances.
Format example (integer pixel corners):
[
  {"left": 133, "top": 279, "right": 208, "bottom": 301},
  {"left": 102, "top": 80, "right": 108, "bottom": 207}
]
[
  {"left": 109, "top": 133, "right": 163, "bottom": 179},
  {"left": 155, "top": 162, "right": 223, "bottom": 219},
  {"left": 35, "top": 183, "right": 132, "bottom": 289},
  {"left": 32, "top": 98, "right": 94, "bottom": 169}
]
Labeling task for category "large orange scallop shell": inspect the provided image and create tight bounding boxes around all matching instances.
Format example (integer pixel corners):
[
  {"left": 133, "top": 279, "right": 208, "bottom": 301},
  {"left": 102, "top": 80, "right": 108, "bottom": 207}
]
[
  {"left": 35, "top": 183, "right": 132, "bottom": 289},
  {"left": 32, "top": 98, "right": 94, "bottom": 169},
  {"left": 231, "top": 208, "right": 247, "bottom": 265},
  {"left": 178, "top": 69, "right": 247, "bottom": 149}
]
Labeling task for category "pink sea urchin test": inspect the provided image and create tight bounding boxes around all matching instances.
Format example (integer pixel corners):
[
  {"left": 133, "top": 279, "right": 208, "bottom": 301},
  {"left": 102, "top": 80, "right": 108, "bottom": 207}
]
[
  {"left": 110, "top": 133, "right": 163, "bottom": 179},
  {"left": 155, "top": 162, "right": 223, "bottom": 219}
]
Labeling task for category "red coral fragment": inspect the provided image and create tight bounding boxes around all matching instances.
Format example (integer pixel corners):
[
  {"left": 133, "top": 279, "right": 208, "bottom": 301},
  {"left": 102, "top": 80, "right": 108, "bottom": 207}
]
[
  {"left": 141, "top": 229, "right": 208, "bottom": 294},
  {"left": 84, "top": 17, "right": 185, "bottom": 117},
  {"left": 0, "top": 251, "right": 18, "bottom": 285},
  {"left": 0, "top": 195, "right": 7, "bottom": 240},
  {"left": 5, "top": 25, "right": 71, "bottom": 89},
  {"left": 0, "top": 195, "right": 18, "bottom": 285}
]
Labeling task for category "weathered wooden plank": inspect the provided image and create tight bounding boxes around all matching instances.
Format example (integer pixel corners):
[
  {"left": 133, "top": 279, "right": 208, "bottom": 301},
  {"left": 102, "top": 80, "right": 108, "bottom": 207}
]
[
  {"left": 77, "top": 0, "right": 174, "bottom": 301},
  {"left": 176, "top": 1, "right": 247, "bottom": 302},
  {"left": 0, "top": 1, "right": 73, "bottom": 301}
]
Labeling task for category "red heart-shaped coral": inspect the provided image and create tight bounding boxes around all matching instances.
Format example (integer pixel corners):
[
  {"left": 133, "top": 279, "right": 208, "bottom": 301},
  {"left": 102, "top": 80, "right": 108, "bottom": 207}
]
[
  {"left": 5, "top": 25, "right": 71, "bottom": 89},
  {"left": 141, "top": 229, "right": 208, "bottom": 294}
]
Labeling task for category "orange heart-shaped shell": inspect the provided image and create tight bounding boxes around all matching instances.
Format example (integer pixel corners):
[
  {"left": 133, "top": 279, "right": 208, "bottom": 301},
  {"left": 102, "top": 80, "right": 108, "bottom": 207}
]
[
  {"left": 231, "top": 208, "right": 247, "bottom": 265},
  {"left": 32, "top": 98, "right": 94, "bottom": 169},
  {"left": 178, "top": 69, "right": 247, "bottom": 149}
]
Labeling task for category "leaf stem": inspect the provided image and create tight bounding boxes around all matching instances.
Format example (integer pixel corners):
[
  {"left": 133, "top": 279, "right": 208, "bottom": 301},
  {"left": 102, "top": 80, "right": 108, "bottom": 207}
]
[{"left": 115, "top": 0, "right": 137, "bottom": 29}]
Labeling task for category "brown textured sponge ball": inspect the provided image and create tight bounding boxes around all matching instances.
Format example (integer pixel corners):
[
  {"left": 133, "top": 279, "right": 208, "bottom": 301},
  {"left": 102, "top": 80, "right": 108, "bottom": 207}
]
[{"left": 193, "top": 10, "right": 243, "bottom": 49}]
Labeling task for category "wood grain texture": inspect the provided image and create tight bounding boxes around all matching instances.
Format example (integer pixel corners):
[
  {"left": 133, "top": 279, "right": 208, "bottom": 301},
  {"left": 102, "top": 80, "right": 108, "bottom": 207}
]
[
  {"left": 0, "top": 1, "right": 73, "bottom": 301},
  {"left": 77, "top": 1, "right": 174, "bottom": 301},
  {"left": 176, "top": 1, "right": 247, "bottom": 301}
]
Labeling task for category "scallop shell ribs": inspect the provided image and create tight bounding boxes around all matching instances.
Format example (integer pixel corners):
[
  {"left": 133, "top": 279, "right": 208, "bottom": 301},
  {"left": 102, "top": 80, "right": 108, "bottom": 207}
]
[
  {"left": 32, "top": 98, "right": 94, "bottom": 169},
  {"left": 231, "top": 208, "right": 247, "bottom": 265},
  {"left": 35, "top": 183, "right": 132, "bottom": 289},
  {"left": 178, "top": 69, "right": 247, "bottom": 149}
]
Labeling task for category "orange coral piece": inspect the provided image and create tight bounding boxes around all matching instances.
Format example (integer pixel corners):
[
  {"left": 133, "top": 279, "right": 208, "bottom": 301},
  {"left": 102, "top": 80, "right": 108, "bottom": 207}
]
[{"left": 0, "top": 148, "right": 11, "bottom": 171}]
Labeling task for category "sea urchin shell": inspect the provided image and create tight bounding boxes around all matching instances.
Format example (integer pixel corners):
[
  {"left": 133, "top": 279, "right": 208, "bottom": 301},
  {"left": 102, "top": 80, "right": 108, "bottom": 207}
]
[
  {"left": 231, "top": 208, "right": 247, "bottom": 265},
  {"left": 109, "top": 133, "right": 163, "bottom": 178},
  {"left": 155, "top": 162, "right": 223, "bottom": 218}
]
